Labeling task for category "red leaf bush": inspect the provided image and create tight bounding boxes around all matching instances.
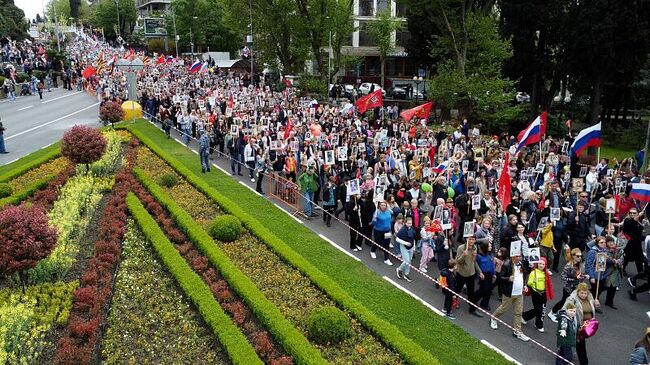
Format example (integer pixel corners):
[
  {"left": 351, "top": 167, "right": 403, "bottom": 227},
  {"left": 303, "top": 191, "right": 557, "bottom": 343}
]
[
  {"left": 60, "top": 125, "right": 107, "bottom": 167},
  {"left": 0, "top": 204, "right": 58, "bottom": 288},
  {"left": 99, "top": 102, "right": 125, "bottom": 126}
]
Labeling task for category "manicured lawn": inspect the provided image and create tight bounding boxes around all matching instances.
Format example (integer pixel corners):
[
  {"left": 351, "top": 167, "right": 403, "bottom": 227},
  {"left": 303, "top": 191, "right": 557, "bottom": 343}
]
[
  {"left": 127, "top": 120, "right": 510, "bottom": 365},
  {"left": 599, "top": 145, "right": 638, "bottom": 162}
]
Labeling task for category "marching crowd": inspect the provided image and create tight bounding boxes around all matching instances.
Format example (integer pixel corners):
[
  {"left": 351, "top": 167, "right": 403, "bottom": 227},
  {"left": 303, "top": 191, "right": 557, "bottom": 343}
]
[{"left": 48, "top": 31, "right": 650, "bottom": 365}]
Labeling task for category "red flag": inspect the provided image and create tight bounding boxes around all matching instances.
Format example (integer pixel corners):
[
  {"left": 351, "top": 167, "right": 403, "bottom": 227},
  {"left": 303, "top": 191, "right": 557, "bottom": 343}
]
[
  {"left": 156, "top": 54, "right": 165, "bottom": 64},
  {"left": 355, "top": 89, "right": 383, "bottom": 114},
  {"left": 283, "top": 119, "right": 293, "bottom": 140},
  {"left": 565, "top": 119, "right": 572, "bottom": 130},
  {"left": 81, "top": 66, "right": 96, "bottom": 79},
  {"left": 400, "top": 101, "right": 434, "bottom": 122},
  {"left": 497, "top": 153, "right": 512, "bottom": 211},
  {"left": 540, "top": 111, "right": 547, "bottom": 136}
]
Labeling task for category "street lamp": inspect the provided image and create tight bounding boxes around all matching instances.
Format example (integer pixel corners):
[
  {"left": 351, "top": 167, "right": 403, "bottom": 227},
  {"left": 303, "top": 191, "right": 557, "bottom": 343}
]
[
  {"left": 412, "top": 76, "right": 423, "bottom": 104},
  {"left": 115, "top": 57, "right": 145, "bottom": 122},
  {"left": 189, "top": 16, "right": 198, "bottom": 56}
]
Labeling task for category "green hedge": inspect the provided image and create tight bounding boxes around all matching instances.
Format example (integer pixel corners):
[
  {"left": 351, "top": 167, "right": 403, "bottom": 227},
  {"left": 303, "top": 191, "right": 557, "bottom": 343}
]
[
  {"left": 0, "top": 143, "right": 61, "bottom": 183},
  {"left": 0, "top": 175, "right": 55, "bottom": 208},
  {"left": 126, "top": 193, "right": 262, "bottom": 365},
  {"left": 133, "top": 169, "right": 327, "bottom": 365},
  {"left": 129, "top": 124, "right": 441, "bottom": 365}
]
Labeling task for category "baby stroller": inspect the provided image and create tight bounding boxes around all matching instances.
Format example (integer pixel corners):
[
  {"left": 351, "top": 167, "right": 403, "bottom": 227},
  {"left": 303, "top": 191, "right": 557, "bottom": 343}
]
[{"left": 20, "top": 82, "right": 31, "bottom": 96}]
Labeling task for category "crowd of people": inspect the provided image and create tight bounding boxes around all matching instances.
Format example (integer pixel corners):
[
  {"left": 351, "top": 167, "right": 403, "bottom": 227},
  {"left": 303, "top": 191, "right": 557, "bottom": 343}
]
[{"left": 44, "top": 30, "right": 650, "bottom": 365}]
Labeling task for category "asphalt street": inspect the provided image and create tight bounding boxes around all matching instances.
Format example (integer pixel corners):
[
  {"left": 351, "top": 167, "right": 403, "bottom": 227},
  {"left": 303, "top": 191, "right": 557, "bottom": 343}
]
[
  {"left": 161, "top": 122, "right": 650, "bottom": 365},
  {"left": 0, "top": 87, "right": 100, "bottom": 166}
]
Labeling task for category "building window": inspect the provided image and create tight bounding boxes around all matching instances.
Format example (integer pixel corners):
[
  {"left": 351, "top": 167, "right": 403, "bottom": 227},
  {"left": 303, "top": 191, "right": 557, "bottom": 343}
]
[
  {"left": 396, "top": 0, "right": 407, "bottom": 17},
  {"left": 396, "top": 28, "right": 410, "bottom": 47},
  {"left": 358, "top": 21, "right": 377, "bottom": 47},
  {"left": 359, "top": 0, "right": 374, "bottom": 16},
  {"left": 342, "top": 33, "right": 353, "bottom": 46},
  {"left": 377, "top": 0, "right": 389, "bottom": 14}
]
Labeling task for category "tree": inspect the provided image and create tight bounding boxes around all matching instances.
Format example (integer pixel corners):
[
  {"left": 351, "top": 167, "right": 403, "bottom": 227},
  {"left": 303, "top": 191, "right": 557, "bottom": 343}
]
[
  {"left": 0, "top": 205, "right": 58, "bottom": 292},
  {"left": 167, "top": 0, "right": 240, "bottom": 55},
  {"left": 70, "top": 0, "right": 81, "bottom": 18},
  {"left": 0, "top": 0, "right": 29, "bottom": 40},
  {"left": 369, "top": 4, "right": 402, "bottom": 89},
  {"left": 99, "top": 102, "right": 125, "bottom": 127},
  {"left": 47, "top": 0, "right": 91, "bottom": 25},
  {"left": 61, "top": 125, "right": 107, "bottom": 171},
  {"left": 326, "top": 0, "right": 356, "bottom": 83},
  {"left": 90, "top": 0, "right": 137, "bottom": 41}
]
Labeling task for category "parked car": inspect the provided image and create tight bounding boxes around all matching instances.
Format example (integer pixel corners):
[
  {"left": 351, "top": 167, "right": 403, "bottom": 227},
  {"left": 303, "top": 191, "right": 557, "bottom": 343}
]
[
  {"left": 358, "top": 82, "right": 386, "bottom": 96},
  {"left": 515, "top": 91, "right": 530, "bottom": 103},
  {"left": 388, "top": 83, "right": 424, "bottom": 100}
]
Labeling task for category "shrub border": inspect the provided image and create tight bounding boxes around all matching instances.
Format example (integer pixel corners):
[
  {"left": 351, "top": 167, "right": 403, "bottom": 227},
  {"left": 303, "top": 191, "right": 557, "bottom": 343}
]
[
  {"left": 126, "top": 192, "right": 263, "bottom": 365},
  {"left": 130, "top": 127, "right": 440, "bottom": 365},
  {"left": 0, "top": 174, "right": 55, "bottom": 207},
  {"left": 133, "top": 169, "right": 327, "bottom": 365},
  {"left": 0, "top": 142, "right": 60, "bottom": 183}
]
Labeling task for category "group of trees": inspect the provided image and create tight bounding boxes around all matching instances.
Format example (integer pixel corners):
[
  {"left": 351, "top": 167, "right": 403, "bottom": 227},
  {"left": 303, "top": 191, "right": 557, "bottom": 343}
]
[
  {"left": 405, "top": 0, "right": 650, "bottom": 133},
  {"left": 1, "top": 0, "right": 29, "bottom": 40}
]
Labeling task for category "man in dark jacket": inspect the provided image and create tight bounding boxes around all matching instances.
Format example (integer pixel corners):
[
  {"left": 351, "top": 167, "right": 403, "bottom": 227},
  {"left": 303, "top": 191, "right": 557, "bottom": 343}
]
[{"left": 491, "top": 253, "right": 531, "bottom": 342}]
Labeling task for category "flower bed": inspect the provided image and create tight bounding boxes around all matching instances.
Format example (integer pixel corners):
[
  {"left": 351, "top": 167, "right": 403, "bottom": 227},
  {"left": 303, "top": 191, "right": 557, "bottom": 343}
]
[
  {"left": 127, "top": 193, "right": 262, "bottom": 365},
  {"left": 129, "top": 173, "right": 295, "bottom": 364},
  {"left": 101, "top": 219, "right": 227, "bottom": 364},
  {"left": 6, "top": 157, "right": 68, "bottom": 193},
  {"left": 0, "top": 281, "right": 78, "bottom": 364},
  {"left": 134, "top": 153, "right": 403, "bottom": 364},
  {"left": 0, "top": 142, "right": 60, "bottom": 183}
]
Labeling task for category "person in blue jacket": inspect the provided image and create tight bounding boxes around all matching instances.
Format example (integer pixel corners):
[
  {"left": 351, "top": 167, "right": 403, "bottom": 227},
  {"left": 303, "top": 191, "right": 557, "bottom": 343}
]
[
  {"left": 371, "top": 201, "right": 393, "bottom": 265},
  {"left": 395, "top": 216, "right": 417, "bottom": 281}
]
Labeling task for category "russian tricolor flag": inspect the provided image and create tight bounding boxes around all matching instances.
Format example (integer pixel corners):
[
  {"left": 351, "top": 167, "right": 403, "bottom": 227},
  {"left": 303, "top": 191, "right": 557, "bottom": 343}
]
[
  {"left": 432, "top": 160, "right": 450, "bottom": 174},
  {"left": 629, "top": 183, "right": 650, "bottom": 202},
  {"left": 166, "top": 55, "right": 174, "bottom": 63},
  {"left": 515, "top": 112, "right": 546, "bottom": 153},
  {"left": 188, "top": 60, "right": 202, "bottom": 73},
  {"left": 570, "top": 122, "right": 601, "bottom": 156},
  {"left": 199, "top": 62, "right": 209, "bottom": 73}
]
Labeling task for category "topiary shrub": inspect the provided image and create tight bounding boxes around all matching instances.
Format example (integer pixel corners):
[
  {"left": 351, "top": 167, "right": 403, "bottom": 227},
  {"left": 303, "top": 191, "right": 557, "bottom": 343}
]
[
  {"left": 306, "top": 306, "right": 351, "bottom": 345},
  {"left": 0, "top": 182, "right": 12, "bottom": 198},
  {"left": 61, "top": 125, "right": 107, "bottom": 172},
  {"left": 158, "top": 173, "right": 178, "bottom": 188},
  {"left": 208, "top": 215, "right": 243, "bottom": 242},
  {"left": 99, "top": 101, "right": 125, "bottom": 127}
]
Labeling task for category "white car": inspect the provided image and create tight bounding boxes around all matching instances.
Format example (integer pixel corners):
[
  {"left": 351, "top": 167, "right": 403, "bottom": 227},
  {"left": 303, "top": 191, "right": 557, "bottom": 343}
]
[
  {"left": 515, "top": 91, "right": 531, "bottom": 103},
  {"left": 358, "top": 82, "right": 386, "bottom": 96}
]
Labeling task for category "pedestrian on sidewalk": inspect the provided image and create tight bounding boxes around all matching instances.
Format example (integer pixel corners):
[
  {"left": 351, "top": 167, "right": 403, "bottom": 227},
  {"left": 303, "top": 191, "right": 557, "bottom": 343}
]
[
  {"left": 548, "top": 248, "right": 587, "bottom": 323},
  {"left": 490, "top": 252, "right": 531, "bottom": 342},
  {"left": 199, "top": 129, "right": 210, "bottom": 173},
  {"left": 456, "top": 235, "right": 483, "bottom": 318},
  {"left": 0, "top": 119, "right": 8, "bottom": 154},
  {"left": 522, "top": 257, "right": 554, "bottom": 332},
  {"left": 563, "top": 283, "right": 599, "bottom": 365},
  {"left": 440, "top": 259, "right": 458, "bottom": 319},
  {"left": 254, "top": 148, "right": 267, "bottom": 194},
  {"left": 298, "top": 166, "right": 319, "bottom": 218},
  {"left": 395, "top": 216, "right": 417, "bottom": 280},
  {"left": 555, "top": 304, "right": 577, "bottom": 365},
  {"left": 37, "top": 79, "right": 44, "bottom": 100},
  {"left": 372, "top": 201, "right": 393, "bottom": 266}
]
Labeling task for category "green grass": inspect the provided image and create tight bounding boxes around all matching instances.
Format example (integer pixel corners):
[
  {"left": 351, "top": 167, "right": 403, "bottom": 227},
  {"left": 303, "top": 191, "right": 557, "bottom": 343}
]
[
  {"left": 127, "top": 120, "right": 510, "bottom": 365},
  {"left": 599, "top": 145, "right": 637, "bottom": 162}
]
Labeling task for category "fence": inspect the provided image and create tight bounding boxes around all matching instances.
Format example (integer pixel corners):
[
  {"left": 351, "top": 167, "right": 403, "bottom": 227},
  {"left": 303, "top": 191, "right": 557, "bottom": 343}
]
[{"left": 268, "top": 173, "right": 303, "bottom": 213}]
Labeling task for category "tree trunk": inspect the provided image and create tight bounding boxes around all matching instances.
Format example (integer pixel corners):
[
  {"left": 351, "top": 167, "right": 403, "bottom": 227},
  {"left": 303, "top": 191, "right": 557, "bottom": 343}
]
[
  {"left": 590, "top": 77, "right": 602, "bottom": 124},
  {"left": 380, "top": 55, "right": 385, "bottom": 89}
]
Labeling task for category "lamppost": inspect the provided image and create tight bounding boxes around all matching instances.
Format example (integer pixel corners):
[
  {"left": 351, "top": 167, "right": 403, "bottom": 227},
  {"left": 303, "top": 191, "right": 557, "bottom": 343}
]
[
  {"left": 412, "top": 76, "right": 423, "bottom": 104},
  {"left": 189, "top": 16, "right": 198, "bottom": 56},
  {"left": 114, "top": 0, "right": 120, "bottom": 39},
  {"left": 248, "top": 0, "right": 254, "bottom": 87},
  {"left": 115, "top": 57, "right": 145, "bottom": 122},
  {"left": 171, "top": 9, "right": 179, "bottom": 57}
]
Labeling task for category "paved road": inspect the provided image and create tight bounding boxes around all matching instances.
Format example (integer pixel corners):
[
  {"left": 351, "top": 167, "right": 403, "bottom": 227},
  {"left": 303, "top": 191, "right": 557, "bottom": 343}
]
[
  {"left": 0, "top": 87, "right": 100, "bottom": 166},
  {"left": 160, "top": 122, "right": 649, "bottom": 365}
]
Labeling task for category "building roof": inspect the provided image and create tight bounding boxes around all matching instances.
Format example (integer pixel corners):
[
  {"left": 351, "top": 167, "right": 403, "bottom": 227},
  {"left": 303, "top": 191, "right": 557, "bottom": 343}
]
[{"left": 213, "top": 59, "right": 252, "bottom": 70}]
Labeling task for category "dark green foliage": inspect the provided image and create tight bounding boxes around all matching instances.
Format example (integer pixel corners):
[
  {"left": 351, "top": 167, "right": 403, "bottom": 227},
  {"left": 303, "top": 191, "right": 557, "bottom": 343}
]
[
  {"left": 307, "top": 306, "right": 351, "bottom": 345},
  {"left": 209, "top": 215, "right": 244, "bottom": 242},
  {"left": 0, "top": 183, "right": 12, "bottom": 198},
  {"left": 158, "top": 173, "right": 179, "bottom": 188}
]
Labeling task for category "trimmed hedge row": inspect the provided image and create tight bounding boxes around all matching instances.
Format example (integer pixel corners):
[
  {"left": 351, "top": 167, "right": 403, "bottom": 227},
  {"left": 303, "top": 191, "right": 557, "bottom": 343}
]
[
  {"left": 126, "top": 193, "right": 263, "bottom": 365},
  {"left": 133, "top": 169, "right": 327, "bottom": 365},
  {"left": 0, "top": 142, "right": 60, "bottom": 183},
  {"left": 129, "top": 127, "right": 441, "bottom": 365},
  {"left": 0, "top": 174, "right": 55, "bottom": 207}
]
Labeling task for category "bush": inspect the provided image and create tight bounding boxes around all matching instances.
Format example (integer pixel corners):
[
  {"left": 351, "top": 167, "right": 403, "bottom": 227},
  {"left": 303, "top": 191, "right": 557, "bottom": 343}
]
[
  {"left": 306, "top": 306, "right": 351, "bottom": 345},
  {"left": 0, "top": 204, "right": 58, "bottom": 289},
  {"left": 61, "top": 125, "right": 107, "bottom": 170},
  {"left": 16, "top": 72, "right": 29, "bottom": 83},
  {"left": 99, "top": 102, "right": 125, "bottom": 126},
  {"left": 0, "top": 182, "right": 12, "bottom": 198},
  {"left": 208, "top": 215, "right": 243, "bottom": 242},
  {"left": 158, "top": 173, "right": 178, "bottom": 188}
]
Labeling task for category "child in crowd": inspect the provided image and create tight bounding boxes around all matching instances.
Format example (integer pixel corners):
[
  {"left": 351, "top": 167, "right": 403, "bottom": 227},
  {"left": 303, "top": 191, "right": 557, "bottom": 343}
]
[
  {"left": 440, "top": 259, "right": 458, "bottom": 319},
  {"left": 556, "top": 303, "right": 577, "bottom": 365}
]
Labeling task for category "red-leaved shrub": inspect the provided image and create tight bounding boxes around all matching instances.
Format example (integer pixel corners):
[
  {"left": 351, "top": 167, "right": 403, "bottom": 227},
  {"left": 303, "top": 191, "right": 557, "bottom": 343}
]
[
  {"left": 61, "top": 125, "right": 107, "bottom": 169},
  {"left": 99, "top": 101, "right": 125, "bottom": 126},
  {"left": 0, "top": 204, "right": 58, "bottom": 289}
]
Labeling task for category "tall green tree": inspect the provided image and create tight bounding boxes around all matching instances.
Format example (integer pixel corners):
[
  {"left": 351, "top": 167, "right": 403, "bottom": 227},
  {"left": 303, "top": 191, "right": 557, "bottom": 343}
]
[
  {"left": 369, "top": 4, "right": 402, "bottom": 89},
  {"left": 0, "top": 0, "right": 29, "bottom": 40},
  {"left": 91, "top": 0, "right": 137, "bottom": 41},
  {"left": 167, "top": 0, "right": 239, "bottom": 55},
  {"left": 325, "top": 0, "right": 355, "bottom": 83}
]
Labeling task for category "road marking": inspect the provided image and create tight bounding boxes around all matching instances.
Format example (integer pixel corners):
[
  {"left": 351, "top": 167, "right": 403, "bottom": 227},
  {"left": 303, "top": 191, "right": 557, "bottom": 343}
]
[
  {"left": 6, "top": 102, "right": 100, "bottom": 141},
  {"left": 318, "top": 234, "right": 361, "bottom": 262},
  {"left": 190, "top": 149, "right": 199, "bottom": 155},
  {"left": 6, "top": 158, "right": 19, "bottom": 164},
  {"left": 273, "top": 202, "right": 304, "bottom": 224},
  {"left": 480, "top": 339, "right": 522, "bottom": 365},
  {"left": 647, "top": 311, "right": 650, "bottom": 319},
  {"left": 238, "top": 180, "right": 262, "bottom": 197},
  {"left": 18, "top": 105, "right": 33, "bottom": 111},
  {"left": 382, "top": 276, "right": 445, "bottom": 316},
  {"left": 212, "top": 163, "right": 229, "bottom": 174},
  {"left": 41, "top": 91, "right": 82, "bottom": 104}
]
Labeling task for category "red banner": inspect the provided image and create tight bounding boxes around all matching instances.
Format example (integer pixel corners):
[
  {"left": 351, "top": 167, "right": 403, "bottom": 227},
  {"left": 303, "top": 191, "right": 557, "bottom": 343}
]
[
  {"left": 497, "top": 153, "right": 511, "bottom": 211},
  {"left": 355, "top": 89, "right": 383, "bottom": 114},
  {"left": 400, "top": 101, "right": 434, "bottom": 122}
]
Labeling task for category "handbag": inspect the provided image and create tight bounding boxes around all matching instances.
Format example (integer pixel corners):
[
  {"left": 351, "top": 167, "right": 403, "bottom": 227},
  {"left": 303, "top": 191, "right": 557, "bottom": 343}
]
[
  {"left": 452, "top": 296, "right": 460, "bottom": 309},
  {"left": 578, "top": 318, "right": 599, "bottom": 340}
]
